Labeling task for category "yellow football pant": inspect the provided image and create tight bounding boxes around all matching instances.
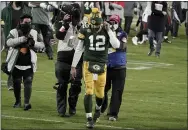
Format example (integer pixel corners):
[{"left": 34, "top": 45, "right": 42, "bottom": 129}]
[{"left": 83, "top": 61, "right": 106, "bottom": 98}]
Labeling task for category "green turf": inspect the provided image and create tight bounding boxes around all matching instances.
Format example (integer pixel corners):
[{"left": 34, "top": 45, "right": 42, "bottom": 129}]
[{"left": 1, "top": 24, "right": 187, "bottom": 129}]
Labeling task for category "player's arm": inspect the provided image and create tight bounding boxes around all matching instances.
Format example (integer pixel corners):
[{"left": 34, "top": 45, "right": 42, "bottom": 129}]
[
  {"left": 71, "top": 40, "right": 85, "bottom": 68},
  {"left": 105, "top": 22, "right": 120, "bottom": 48},
  {"left": 71, "top": 40, "right": 85, "bottom": 79},
  {"left": 71, "top": 26, "right": 85, "bottom": 79}
]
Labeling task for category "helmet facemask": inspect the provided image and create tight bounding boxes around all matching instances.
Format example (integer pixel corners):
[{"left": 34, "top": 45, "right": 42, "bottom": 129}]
[{"left": 90, "top": 8, "right": 103, "bottom": 33}]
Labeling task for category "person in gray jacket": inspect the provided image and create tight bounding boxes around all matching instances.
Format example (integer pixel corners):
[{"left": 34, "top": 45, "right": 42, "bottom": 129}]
[
  {"left": 124, "top": 2, "right": 136, "bottom": 34},
  {"left": 6, "top": 14, "right": 44, "bottom": 110},
  {"left": 171, "top": 1, "right": 182, "bottom": 38},
  {"left": 29, "top": 2, "right": 54, "bottom": 60}
]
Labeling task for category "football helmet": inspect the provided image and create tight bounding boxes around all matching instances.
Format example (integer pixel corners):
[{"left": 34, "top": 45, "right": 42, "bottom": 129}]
[{"left": 90, "top": 8, "right": 103, "bottom": 29}]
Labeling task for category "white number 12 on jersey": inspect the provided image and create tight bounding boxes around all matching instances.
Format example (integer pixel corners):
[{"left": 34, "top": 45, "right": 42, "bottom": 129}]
[{"left": 89, "top": 35, "right": 105, "bottom": 51}]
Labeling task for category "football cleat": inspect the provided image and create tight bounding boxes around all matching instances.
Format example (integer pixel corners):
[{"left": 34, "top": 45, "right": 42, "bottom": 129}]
[
  {"left": 93, "top": 109, "right": 101, "bottom": 123},
  {"left": 86, "top": 117, "right": 94, "bottom": 129},
  {"left": 109, "top": 116, "right": 117, "bottom": 121}
]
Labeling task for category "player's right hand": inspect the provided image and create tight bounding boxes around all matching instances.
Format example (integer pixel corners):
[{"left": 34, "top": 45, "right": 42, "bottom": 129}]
[{"left": 71, "top": 67, "right": 77, "bottom": 80}]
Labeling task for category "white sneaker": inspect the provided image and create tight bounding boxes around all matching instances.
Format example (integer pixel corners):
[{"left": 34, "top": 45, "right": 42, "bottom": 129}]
[
  {"left": 138, "top": 40, "right": 144, "bottom": 44},
  {"left": 132, "top": 36, "right": 138, "bottom": 45},
  {"left": 109, "top": 116, "right": 117, "bottom": 121}
]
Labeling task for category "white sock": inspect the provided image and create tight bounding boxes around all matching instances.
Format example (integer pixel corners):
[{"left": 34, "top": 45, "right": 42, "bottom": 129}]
[
  {"left": 96, "top": 104, "right": 101, "bottom": 110},
  {"left": 86, "top": 113, "right": 92, "bottom": 118},
  {"left": 164, "top": 36, "right": 168, "bottom": 39}
]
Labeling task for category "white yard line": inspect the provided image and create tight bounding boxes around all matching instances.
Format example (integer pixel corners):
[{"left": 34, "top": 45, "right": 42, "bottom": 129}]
[
  {"left": 126, "top": 78, "right": 186, "bottom": 85},
  {"left": 125, "top": 99, "right": 187, "bottom": 106},
  {"left": 1, "top": 115, "right": 133, "bottom": 129},
  {"left": 127, "top": 66, "right": 152, "bottom": 70}
]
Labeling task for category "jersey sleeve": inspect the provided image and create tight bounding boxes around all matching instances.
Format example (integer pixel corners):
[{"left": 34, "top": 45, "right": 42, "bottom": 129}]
[{"left": 78, "top": 26, "right": 86, "bottom": 40}]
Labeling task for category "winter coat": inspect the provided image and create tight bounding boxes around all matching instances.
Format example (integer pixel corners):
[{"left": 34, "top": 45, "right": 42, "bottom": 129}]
[
  {"left": 1, "top": 3, "right": 31, "bottom": 40},
  {"left": 6, "top": 29, "right": 44, "bottom": 73}
]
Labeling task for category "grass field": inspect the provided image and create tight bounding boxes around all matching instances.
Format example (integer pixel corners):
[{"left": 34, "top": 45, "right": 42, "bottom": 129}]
[{"left": 1, "top": 24, "right": 187, "bottom": 130}]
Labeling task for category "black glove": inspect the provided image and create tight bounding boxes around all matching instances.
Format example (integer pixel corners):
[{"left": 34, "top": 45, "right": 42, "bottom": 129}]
[{"left": 27, "top": 35, "right": 35, "bottom": 47}]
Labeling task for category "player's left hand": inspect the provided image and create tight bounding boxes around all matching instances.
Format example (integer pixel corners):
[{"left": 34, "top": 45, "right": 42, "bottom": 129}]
[{"left": 71, "top": 67, "right": 77, "bottom": 80}]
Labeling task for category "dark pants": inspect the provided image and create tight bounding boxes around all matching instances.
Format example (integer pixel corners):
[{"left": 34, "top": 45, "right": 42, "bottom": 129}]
[
  {"left": 12, "top": 67, "right": 33, "bottom": 104},
  {"left": 124, "top": 16, "right": 133, "bottom": 34},
  {"left": 101, "top": 68, "right": 126, "bottom": 118},
  {"left": 172, "top": 20, "right": 179, "bottom": 37},
  {"left": 164, "top": 24, "right": 172, "bottom": 37},
  {"left": 32, "top": 24, "right": 53, "bottom": 58},
  {"left": 148, "top": 29, "right": 163, "bottom": 54},
  {"left": 55, "top": 61, "right": 82, "bottom": 115},
  {"left": 164, "top": 15, "right": 172, "bottom": 37},
  {"left": 136, "top": 16, "right": 142, "bottom": 27}
]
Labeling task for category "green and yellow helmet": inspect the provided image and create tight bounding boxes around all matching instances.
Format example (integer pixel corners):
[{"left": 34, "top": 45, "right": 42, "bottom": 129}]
[{"left": 90, "top": 8, "right": 103, "bottom": 26}]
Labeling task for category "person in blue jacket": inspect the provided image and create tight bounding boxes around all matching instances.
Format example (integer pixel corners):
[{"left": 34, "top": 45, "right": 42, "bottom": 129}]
[{"left": 101, "top": 14, "right": 127, "bottom": 121}]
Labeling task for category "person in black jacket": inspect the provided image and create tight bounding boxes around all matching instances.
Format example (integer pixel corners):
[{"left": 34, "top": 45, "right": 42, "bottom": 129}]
[
  {"left": 147, "top": 1, "right": 167, "bottom": 58},
  {"left": 53, "top": 3, "right": 83, "bottom": 117}
]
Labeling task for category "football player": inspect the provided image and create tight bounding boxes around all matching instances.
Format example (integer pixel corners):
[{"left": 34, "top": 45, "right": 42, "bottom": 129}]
[
  {"left": 101, "top": 14, "right": 127, "bottom": 121},
  {"left": 71, "top": 8, "right": 120, "bottom": 128}
]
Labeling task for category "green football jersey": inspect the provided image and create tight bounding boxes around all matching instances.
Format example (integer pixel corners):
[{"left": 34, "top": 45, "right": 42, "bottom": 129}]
[{"left": 78, "top": 26, "right": 110, "bottom": 63}]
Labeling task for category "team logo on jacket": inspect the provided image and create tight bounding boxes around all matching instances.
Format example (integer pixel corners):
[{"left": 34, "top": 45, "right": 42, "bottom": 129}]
[{"left": 93, "top": 64, "right": 101, "bottom": 71}]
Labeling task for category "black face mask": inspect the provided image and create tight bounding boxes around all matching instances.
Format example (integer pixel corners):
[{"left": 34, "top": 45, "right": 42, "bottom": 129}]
[
  {"left": 20, "top": 23, "right": 31, "bottom": 35},
  {"left": 15, "top": 1, "right": 23, "bottom": 7}
]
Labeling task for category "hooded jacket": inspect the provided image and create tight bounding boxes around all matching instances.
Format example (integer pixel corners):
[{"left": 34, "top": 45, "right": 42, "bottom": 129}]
[{"left": 1, "top": 2, "right": 31, "bottom": 40}]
